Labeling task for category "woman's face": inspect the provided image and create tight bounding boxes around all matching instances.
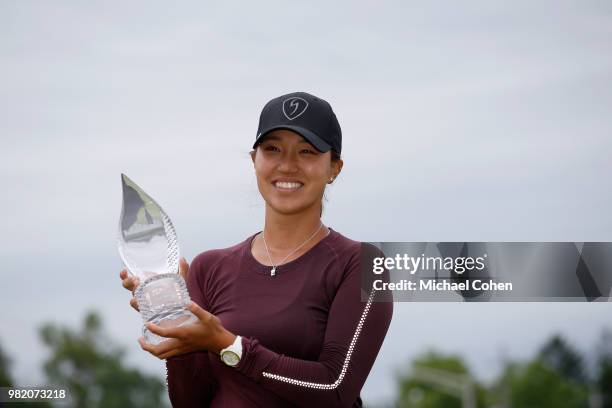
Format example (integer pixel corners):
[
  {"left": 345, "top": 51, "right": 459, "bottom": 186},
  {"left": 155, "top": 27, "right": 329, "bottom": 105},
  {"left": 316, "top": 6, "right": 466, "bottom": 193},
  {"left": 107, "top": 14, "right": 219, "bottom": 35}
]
[{"left": 251, "top": 129, "right": 343, "bottom": 216}]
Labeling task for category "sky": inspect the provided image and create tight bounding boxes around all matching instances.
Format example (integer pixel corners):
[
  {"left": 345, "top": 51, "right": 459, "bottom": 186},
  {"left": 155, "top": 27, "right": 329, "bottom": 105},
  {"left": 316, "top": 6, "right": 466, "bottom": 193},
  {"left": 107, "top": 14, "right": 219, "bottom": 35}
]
[{"left": 1, "top": 1, "right": 612, "bottom": 405}]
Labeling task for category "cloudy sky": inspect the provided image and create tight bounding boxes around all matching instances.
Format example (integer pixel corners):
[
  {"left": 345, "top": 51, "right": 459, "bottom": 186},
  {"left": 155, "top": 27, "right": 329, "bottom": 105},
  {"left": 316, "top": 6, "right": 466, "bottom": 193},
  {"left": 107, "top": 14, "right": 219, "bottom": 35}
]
[{"left": 2, "top": 1, "right": 612, "bottom": 405}]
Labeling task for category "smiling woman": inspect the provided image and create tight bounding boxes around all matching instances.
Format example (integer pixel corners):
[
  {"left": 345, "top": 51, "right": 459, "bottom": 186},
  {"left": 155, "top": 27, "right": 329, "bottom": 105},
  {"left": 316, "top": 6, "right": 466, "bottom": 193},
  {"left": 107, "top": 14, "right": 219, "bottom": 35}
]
[
  {"left": 120, "top": 91, "right": 393, "bottom": 408},
  {"left": 251, "top": 129, "right": 342, "bottom": 219}
]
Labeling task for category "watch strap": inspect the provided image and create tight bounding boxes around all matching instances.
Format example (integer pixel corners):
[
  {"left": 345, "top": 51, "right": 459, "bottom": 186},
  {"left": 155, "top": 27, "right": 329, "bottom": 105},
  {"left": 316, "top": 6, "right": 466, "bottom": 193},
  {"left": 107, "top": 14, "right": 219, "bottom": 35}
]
[{"left": 220, "top": 335, "right": 242, "bottom": 366}]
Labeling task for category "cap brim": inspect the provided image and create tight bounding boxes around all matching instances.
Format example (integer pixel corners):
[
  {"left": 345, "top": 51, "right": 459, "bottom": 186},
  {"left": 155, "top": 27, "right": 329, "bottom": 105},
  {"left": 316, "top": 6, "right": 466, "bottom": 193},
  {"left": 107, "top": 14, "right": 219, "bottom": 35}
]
[{"left": 253, "top": 125, "right": 332, "bottom": 153}]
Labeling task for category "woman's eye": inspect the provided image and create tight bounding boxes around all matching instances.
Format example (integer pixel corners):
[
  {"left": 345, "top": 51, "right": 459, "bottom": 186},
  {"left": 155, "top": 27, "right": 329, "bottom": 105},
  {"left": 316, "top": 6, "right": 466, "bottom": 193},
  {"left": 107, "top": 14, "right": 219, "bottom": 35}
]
[
  {"left": 263, "top": 145, "right": 280, "bottom": 152},
  {"left": 300, "top": 149, "right": 316, "bottom": 155}
]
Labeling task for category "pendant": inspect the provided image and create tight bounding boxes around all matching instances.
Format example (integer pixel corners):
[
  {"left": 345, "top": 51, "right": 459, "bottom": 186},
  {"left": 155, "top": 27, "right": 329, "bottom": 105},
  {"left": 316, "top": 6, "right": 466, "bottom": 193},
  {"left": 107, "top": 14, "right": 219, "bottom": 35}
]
[{"left": 271, "top": 267, "right": 276, "bottom": 277}]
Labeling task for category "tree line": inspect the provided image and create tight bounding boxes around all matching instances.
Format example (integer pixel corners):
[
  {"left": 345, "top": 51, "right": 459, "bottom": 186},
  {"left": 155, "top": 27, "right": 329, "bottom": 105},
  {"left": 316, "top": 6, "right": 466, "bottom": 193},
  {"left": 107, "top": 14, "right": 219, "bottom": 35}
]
[
  {"left": 391, "top": 331, "right": 612, "bottom": 408},
  {"left": 1, "top": 312, "right": 610, "bottom": 407}
]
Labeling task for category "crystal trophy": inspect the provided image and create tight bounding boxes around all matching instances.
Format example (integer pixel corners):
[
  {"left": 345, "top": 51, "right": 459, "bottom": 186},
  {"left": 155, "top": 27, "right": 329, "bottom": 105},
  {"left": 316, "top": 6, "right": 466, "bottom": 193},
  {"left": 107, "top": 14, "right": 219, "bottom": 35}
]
[{"left": 118, "top": 174, "right": 197, "bottom": 345}]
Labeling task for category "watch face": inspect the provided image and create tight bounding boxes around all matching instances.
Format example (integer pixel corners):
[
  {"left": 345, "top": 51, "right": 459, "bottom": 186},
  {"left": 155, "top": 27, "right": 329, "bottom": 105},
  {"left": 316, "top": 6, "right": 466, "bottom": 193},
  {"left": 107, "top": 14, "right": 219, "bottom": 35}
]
[{"left": 222, "top": 351, "right": 240, "bottom": 367}]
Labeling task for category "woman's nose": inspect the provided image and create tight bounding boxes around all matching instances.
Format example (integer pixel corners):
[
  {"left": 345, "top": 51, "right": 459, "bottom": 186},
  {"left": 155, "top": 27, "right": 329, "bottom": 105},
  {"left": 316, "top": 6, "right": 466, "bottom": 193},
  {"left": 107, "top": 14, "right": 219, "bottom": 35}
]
[{"left": 277, "top": 151, "right": 299, "bottom": 172}]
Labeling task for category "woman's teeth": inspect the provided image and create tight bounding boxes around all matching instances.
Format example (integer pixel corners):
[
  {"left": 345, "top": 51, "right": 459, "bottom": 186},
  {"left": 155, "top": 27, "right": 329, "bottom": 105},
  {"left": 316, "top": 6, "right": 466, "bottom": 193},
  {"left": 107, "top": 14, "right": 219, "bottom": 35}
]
[{"left": 274, "top": 181, "right": 303, "bottom": 190}]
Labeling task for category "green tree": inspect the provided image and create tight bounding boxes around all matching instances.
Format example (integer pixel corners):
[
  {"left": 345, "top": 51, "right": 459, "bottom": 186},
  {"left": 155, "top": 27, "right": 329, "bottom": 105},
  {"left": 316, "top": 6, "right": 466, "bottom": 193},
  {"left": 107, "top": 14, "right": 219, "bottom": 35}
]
[
  {"left": 538, "top": 335, "right": 587, "bottom": 384},
  {"left": 501, "top": 360, "right": 588, "bottom": 408},
  {"left": 395, "top": 351, "right": 487, "bottom": 408},
  {"left": 597, "top": 329, "right": 612, "bottom": 408},
  {"left": 0, "top": 339, "right": 51, "bottom": 408},
  {"left": 490, "top": 334, "right": 590, "bottom": 408},
  {"left": 0, "top": 341, "right": 12, "bottom": 387},
  {"left": 599, "top": 357, "right": 612, "bottom": 408},
  {"left": 40, "top": 311, "right": 167, "bottom": 408}
]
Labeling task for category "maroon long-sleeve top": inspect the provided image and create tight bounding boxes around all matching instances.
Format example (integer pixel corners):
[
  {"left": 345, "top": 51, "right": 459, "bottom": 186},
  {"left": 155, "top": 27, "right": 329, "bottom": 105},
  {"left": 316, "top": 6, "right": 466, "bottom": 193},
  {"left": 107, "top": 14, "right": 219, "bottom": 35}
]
[{"left": 166, "top": 228, "right": 393, "bottom": 407}]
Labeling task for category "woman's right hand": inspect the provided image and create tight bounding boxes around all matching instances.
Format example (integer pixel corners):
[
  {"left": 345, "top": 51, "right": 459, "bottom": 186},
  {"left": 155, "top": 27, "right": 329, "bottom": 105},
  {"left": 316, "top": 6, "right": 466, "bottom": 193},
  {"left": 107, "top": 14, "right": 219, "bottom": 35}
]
[
  {"left": 119, "top": 269, "right": 141, "bottom": 311},
  {"left": 119, "top": 258, "right": 190, "bottom": 312}
]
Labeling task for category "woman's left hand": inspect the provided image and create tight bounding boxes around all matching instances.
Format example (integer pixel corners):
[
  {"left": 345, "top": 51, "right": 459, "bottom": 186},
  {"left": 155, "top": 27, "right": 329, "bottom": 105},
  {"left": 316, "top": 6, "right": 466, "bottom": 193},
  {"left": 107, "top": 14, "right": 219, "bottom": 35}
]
[{"left": 139, "top": 302, "right": 236, "bottom": 360}]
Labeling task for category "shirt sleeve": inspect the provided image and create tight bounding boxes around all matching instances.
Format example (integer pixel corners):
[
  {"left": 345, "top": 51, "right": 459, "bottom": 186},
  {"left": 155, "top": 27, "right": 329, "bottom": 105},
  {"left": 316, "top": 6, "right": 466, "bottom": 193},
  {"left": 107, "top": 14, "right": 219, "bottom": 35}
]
[
  {"left": 233, "top": 243, "right": 393, "bottom": 408},
  {"left": 166, "top": 352, "right": 216, "bottom": 408},
  {"left": 165, "top": 255, "right": 218, "bottom": 407}
]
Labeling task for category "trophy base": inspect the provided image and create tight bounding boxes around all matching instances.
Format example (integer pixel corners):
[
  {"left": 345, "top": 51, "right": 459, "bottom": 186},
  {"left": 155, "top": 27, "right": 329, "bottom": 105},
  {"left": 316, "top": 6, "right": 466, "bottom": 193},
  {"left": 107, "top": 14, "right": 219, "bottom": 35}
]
[
  {"left": 135, "top": 273, "right": 198, "bottom": 345},
  {"left": 143, "top": 308, "right": 198, "bottom": 345}
]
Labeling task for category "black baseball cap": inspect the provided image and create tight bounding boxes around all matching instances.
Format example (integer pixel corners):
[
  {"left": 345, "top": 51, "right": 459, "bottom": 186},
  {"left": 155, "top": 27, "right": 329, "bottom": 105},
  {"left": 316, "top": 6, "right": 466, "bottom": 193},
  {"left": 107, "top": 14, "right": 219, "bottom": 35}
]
[{"left": 253, "top": 91, "right": 342, "bottom": 154}]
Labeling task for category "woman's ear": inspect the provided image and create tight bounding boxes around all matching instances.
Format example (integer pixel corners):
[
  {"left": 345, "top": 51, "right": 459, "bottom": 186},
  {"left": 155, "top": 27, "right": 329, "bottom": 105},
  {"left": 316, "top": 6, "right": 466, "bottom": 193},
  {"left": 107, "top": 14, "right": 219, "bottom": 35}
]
[
  {"left": 328, "top": 159, "right": 343, "bottom": 184},
  {"left": 331, "top": 159, "right": 344, "bottom": 180},
  {"left": 250, "top": 149, "right": 256, "bottom": 164}
]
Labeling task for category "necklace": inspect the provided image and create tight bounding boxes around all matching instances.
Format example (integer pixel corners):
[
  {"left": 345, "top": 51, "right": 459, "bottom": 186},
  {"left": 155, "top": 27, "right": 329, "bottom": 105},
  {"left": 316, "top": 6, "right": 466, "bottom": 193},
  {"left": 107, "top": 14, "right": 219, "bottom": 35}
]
[{"left": 261, "top": 223, "right": 325, "bottom": 277}]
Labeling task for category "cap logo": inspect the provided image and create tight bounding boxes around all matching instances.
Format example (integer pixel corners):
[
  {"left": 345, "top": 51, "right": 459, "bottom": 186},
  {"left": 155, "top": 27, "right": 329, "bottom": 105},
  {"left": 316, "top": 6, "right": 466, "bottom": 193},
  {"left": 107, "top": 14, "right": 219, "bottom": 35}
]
[{"left": 282, "top": 97, "right": 308, "bottom": 120}]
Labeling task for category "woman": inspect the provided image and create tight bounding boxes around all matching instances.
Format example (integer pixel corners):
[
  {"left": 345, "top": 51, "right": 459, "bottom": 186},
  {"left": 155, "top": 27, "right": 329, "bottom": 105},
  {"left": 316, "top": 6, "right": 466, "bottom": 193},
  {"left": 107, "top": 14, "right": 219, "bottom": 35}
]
[{"left": 120, "top": 91, "right": 393, "bottom": 407}]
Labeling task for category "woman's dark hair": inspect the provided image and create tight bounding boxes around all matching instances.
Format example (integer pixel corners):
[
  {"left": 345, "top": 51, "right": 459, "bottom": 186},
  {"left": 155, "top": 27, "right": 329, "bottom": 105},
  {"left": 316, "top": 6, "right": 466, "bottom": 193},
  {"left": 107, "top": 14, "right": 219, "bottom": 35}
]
[
  {"left": 321, "top": 150, "right": 341, "bottom": 216},
  {"left": 331, "top": 149, "right": 341, "bottom": 162}
]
